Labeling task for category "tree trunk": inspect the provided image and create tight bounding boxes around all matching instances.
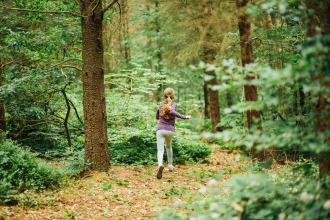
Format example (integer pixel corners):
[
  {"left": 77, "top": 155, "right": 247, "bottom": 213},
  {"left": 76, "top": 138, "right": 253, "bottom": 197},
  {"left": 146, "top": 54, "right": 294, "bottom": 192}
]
[
  {"left": 81, "top": 0, "right": 110, "bottom": 172},
  {"left": 203, "top": 83, "right": 210, "bottom": 118},
  {"left": 204, "top": 54, "right": 221, "bottom": 133},
  {"left": 305, "top": 0, "right": 330, "bottom": 178},
  {"left": 236, "top": 0, "right": 264, "bottom": 161},
  {"left": 0, "top": 64, "right": 6, "bottom": 133},
  {"left": 121, "top": 0, "right": 131, "bottom": 64},
  {"left": 200, "top": 0, "right": 221, "bottom": 133},
  {"left": 294, "top": 84, "right": 305, "bottom": 125}
]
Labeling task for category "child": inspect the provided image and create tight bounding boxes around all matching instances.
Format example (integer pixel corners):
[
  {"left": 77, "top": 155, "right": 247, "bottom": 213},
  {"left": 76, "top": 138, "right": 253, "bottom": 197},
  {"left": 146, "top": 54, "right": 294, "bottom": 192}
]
[{"left": 155, "top": 88, "right": 191, "bottom": 179}]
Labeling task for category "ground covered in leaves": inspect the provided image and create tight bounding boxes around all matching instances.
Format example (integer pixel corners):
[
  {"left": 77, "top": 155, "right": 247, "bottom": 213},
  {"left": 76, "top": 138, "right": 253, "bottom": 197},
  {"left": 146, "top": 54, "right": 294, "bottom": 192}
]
[{"left": 0, "top": 148, "right": 249, "bottom": 220}]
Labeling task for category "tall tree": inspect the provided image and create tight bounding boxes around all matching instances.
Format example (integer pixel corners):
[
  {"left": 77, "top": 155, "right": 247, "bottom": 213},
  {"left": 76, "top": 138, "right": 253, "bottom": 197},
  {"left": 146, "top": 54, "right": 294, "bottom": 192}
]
[
  {"left": 0, "top": 62, "right": 7, "bottom": 133},
  {"left": 1, "top": 0, "right": 119, "bottom": 172},
  {"left": 120, "top": 0, "right": 131, "bottom": 64},
  {"left": 199, "top": 0, "right": 221, "bottom": 133},
  {"left": 103, "top": 0, "right": 131, "bottom": 74},
  {"left": 305, "top": 0, "right": 330, "bottom": 178},
  {"left": 81, "top": 0, "right": 119, "bottom": 171},
  {"left": 236, "top": 0, "right": 265, "bottom": 161}
]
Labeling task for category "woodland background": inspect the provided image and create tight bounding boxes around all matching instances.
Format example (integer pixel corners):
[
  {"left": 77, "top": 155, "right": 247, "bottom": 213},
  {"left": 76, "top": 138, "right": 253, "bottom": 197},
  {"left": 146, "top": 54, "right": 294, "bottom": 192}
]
[{"left": 0, "top": 0, "right": 330, "bottom": 219}]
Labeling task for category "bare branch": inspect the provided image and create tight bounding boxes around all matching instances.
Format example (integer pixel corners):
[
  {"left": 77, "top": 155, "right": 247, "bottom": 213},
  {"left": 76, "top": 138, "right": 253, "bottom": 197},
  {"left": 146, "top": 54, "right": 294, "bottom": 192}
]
[
  {"left": 62, "top": 65, "right": 82, "bottom": 72},
  {"left": 62, "top": 58, "right": 82, "bottom": 64},
  {"left": 90, "top": 0, "right": 101, "bottom": 16},
  {"left": 106, "top": 1, "right": 122, "bottom": 37},
  {"left": 0, "top": 60, "right": 19, "bottom": 69},
  {"left": 68, "top": 99, "right": 84, "bottom": 126},
  {"left": 102, "top": 0, "right": 119, "bottom": 14},
  {"left": 0, "top": 5, "right": 84, "bottom": 18}
]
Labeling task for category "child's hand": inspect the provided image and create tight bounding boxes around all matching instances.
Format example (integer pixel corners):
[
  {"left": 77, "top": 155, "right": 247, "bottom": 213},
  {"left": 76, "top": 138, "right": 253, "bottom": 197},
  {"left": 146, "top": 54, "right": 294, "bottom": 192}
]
[{"left": 185, "top": 115, "right": 191, "bottom": 120}]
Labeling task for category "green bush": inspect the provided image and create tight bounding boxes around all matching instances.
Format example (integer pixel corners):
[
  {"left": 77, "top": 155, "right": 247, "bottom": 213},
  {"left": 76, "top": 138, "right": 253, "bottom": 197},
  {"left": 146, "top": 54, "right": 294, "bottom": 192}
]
[
  {"left": 0, "top": 139, "right": 64, "bottom": 205},
  {"left": 109, "top": 128, "right": 211, "bottom": 165},
  {"left": 155, "top": 169, "right": 330, "bottom": 220}
]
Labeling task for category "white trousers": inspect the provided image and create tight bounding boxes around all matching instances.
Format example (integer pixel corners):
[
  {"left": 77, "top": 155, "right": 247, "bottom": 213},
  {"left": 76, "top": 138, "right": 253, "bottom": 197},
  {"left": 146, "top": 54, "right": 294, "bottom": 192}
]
[{"left": 156, "top": 130, "right": 174, "bottom": 166}]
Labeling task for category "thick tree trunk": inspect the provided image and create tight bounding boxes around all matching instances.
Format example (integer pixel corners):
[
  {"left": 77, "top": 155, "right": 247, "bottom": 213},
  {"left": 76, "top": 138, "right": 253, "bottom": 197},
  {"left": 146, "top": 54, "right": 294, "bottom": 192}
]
[
  {"left": 81, "top": 0, "right": 110, "bottom": 172},
  {"left": 305, "top": 0, "right": 330, "bottom": 178},
  {"left": 236, "top": 0, "right": 264, "bottom": 161}
]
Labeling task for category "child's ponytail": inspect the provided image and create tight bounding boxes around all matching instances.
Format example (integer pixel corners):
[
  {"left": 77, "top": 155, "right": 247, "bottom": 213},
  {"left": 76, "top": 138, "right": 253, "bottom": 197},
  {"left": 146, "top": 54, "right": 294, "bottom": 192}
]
[{"left": 160, "top": 88, "right": 175, "bottom": 119}]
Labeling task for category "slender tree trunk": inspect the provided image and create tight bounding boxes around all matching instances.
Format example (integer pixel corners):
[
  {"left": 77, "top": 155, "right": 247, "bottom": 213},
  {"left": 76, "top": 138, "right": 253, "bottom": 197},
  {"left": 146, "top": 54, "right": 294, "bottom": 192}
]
[
  {"left": 204, "top": 52, "right": 221, "bottom": 133},
  {"left": 200, "top": 0, "right": 221, "bottom": 133},
  {"left": 121, "top": 0, "right": 131, "bottom": 64},
  {"left": 236, "top": 0, "right": 265, "bottom": 161},
  {"left": 203, "top": 83, "right": 210, "bottom": 118},
  {"left": 0, "top": 64, "right": 6, "bottom": 133},
  {"left": 81, "top": 0, "right": 110, "bottom": 172},
  {"left": 294, "top": 84, "right": 305, "bottom": 125},
  {"left": 62, "top": 89, "right": 72, "bottom": 150},
  {"left": 155, "top": 1, "right": 163, "bottom": 102},
  {"left": 305, "top": 0, "right": 330, "bottom": 178}
]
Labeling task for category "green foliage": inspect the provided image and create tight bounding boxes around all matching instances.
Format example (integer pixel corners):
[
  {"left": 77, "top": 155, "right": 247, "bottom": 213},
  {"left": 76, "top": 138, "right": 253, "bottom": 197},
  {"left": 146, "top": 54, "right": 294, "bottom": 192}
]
[
  {"left": 0, "top": 0, "right": 82, "bottom": 155},
  {"left": 0, "top": 139, "right": 63, "bottom": 205},
  {"left": 155, "top": 0, "right": 330, "bottom": 219},
  {"left": 0, "top": 138, "right": 87, "bottom": 206},
  {"left": 191, "top": 169, "right": 218, "bottom": 182},
  {"left": 57, "top": 150, "right": 90, "bottom": 178},
  {"left": 159, "top": 170, "right": 330, "bottom": 220},
  {"left": 109, "top": 127, "right": 211, "bottom": 165},
  {"left": 105, "top": 67, "right": 211, "bottom": 165}
]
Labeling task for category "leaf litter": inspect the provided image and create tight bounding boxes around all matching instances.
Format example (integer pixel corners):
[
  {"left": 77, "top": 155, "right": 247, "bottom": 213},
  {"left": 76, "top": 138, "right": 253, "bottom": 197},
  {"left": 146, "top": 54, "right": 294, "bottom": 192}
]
[{"left": 0, "top": 148, "right": 248, "bottom": 220}]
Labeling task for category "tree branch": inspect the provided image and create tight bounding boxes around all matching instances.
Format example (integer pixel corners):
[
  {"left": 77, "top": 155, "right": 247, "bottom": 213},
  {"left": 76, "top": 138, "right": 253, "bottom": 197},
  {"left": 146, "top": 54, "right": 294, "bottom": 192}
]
[
  {"left": 0, "top": 60, "right": 19, "bottom": 69},
  {"left": 110, "top": 1, "right": 122, "bottom": 36},
  {"left": 62, "top": 65, "right": 82, "bottom": 72},
  {"left": 68, "top": 99, "right": 84, "bottom": 126},
  {"left": 0, "top": 5, "right": 84, "bottom": 18},
  {"left": 102, "top": 0, "right": 119, "bottom": 14}
]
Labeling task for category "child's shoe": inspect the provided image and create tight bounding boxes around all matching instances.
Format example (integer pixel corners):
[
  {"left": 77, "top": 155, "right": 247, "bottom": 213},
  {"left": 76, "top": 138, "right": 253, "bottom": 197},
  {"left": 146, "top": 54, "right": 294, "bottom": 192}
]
[
  {"left": 157, "top": 165, "right": 164, "bottom": 179},
  {"left": 168, "top": 164, "right": 174, "bottom": 172}
]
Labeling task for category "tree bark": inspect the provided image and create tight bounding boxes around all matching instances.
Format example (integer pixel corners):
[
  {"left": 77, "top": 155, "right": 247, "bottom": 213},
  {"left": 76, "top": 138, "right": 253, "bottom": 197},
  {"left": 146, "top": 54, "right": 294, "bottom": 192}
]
[
  {"left": 81, "top": 0, "right": 110, "bottom": 172},
  {"left": 0, "top": 64, "right": 6, "bottom": 133},
  {"left": 236, "top": 0, "right": 264, "bottom": 161},
  {"left": 305, "top": 0, "right": 330, "bottom": 178},
  {"left": 203, "top": 83, "right": 210, "bottom": 118},
  {"left": 121, "top": 0, "right": 131, "bottom": 64},
  {"left": 200, "top": 0, "right": 221, "bottom": 133}
]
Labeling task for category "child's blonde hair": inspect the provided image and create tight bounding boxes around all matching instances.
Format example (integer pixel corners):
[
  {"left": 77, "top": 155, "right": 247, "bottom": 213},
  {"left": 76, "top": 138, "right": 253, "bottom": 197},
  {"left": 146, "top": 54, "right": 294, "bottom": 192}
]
[{"left": 160, "top": 88, "right": 175, "bottom": 119}]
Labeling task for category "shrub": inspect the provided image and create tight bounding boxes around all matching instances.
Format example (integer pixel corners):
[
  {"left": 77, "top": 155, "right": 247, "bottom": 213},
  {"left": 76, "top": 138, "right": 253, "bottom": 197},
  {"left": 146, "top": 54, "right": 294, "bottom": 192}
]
[
  {"left": 0, "top": 139, "right": 64, "bottom": 205},
  {"left": 109, "top": 128, "right": 211, "bottom": 165},
  {"left": 155, "top": 169, "right": 330, "bottom": 220}
]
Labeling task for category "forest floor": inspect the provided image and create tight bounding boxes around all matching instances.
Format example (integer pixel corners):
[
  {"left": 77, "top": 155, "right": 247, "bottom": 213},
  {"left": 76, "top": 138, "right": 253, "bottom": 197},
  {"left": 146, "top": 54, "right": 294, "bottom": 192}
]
[{"left": 0, "top": 147, "right": 250, "bottom": 220}]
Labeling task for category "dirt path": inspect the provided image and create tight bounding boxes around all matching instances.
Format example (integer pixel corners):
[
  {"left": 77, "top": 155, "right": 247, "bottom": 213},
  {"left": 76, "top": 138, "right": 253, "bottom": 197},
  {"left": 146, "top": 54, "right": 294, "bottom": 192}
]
[{"left": 1, "top": 148, "right": 248, "bottom": 220}]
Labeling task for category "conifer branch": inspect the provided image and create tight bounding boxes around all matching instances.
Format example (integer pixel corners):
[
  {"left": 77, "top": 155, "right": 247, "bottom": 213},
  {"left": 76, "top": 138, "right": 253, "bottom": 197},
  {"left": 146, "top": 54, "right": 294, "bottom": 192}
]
[{"left": 0, "top": 5, "right": 84, "bottom": 17}]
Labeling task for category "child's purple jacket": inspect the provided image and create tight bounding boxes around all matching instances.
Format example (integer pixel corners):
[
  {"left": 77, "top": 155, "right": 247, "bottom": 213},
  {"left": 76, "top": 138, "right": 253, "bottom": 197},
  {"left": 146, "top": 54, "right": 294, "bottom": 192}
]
[{"left": 156, "top": 102, "right": 186, "bottom": 132}]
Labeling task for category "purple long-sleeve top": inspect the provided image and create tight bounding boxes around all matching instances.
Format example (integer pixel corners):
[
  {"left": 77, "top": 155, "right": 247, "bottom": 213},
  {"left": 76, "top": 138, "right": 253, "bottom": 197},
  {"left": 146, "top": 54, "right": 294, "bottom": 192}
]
[{"left": 156, "top": 102, "right": 186, "bottom": 131}]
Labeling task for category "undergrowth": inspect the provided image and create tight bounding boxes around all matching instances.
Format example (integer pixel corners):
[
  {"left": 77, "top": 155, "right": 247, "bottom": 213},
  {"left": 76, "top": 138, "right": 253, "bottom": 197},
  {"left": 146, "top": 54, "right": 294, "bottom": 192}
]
[
  {"left": 109, "top": 127, "right": 212, "bottom": 165},
  {"left": 0, "top": 138, "right": 86, "bottom": 206}
]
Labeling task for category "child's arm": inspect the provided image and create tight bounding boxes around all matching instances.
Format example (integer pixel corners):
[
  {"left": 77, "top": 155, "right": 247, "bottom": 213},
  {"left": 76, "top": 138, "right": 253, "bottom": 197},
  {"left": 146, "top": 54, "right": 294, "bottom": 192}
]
[{"left": 169, "top": 104, "right": 191, "bottom": 120}]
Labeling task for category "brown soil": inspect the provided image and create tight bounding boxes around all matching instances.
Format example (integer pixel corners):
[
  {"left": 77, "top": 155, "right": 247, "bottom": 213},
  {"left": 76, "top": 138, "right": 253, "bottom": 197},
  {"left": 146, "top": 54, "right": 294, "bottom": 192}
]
[{"left": 0, "top": 148, "right": 248, "bottom": 220}]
